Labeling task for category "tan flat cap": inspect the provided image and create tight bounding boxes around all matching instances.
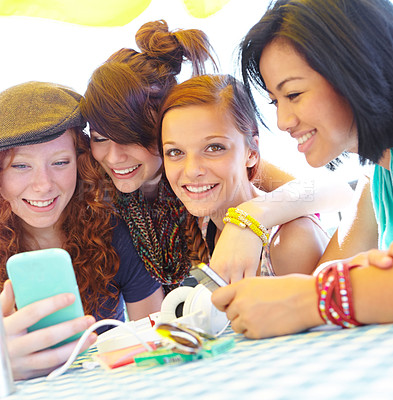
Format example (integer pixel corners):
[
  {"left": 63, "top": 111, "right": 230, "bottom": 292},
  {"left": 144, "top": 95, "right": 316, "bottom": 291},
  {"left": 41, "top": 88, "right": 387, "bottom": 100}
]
[{"left": 0, "top": 81, "right": 86, "bottom": 150}]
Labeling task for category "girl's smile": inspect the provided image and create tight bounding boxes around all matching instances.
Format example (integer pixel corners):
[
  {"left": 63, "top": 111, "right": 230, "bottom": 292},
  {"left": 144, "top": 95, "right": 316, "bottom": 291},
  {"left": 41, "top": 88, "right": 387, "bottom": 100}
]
[
  {"left": 0, "top": 131, "right": 77, "bottom": 232},
  {"left": 162, "top": 103, "right": 257, "bottom": 227},
  {"left": 259, "top": 38, "right": 358, "bottom": 167},
  {"left": 90, "top": 130, "right": 162, "bottom": 195}
]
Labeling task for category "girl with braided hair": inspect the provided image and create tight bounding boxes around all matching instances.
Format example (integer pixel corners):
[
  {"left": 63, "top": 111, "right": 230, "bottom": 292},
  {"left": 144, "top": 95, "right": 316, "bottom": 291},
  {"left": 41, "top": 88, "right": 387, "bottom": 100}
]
[{"left": 159, "top": 74, "right": 329, "bottom": 278}]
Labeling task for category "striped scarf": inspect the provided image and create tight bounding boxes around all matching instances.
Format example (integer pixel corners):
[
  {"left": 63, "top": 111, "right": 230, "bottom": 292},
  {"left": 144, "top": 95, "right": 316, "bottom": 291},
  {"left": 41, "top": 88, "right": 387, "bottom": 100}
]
[{"left": 115, "top": 177, "right": 191, "bottom": 292}]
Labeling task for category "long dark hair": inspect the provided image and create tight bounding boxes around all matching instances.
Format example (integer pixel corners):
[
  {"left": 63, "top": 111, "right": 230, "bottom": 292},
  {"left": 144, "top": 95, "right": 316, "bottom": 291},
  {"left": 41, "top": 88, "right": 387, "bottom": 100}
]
[{"left": 241, "top": 0, "right": 393, "bottom": 165}]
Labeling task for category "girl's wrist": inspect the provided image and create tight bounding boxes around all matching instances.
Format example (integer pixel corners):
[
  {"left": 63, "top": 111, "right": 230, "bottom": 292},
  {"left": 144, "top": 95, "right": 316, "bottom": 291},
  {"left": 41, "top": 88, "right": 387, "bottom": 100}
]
[
  {"left": 235, "top": 198, "right": 273, "bottom": 228},
  {"left": 314, "top": 262, "right": 362, "bottom": 328},
  {"left": 293, "top": 275, "right": 325, "bottom": 329},
  {"left": 223, "top": 207, "right": 270, "bottom": 246}
]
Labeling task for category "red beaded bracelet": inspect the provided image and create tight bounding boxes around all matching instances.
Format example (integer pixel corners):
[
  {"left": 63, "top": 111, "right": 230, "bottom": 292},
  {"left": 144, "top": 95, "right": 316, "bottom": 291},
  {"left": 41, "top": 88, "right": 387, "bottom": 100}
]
[{"left": 315, "top": 261, "right": 362, "bottom": 328}]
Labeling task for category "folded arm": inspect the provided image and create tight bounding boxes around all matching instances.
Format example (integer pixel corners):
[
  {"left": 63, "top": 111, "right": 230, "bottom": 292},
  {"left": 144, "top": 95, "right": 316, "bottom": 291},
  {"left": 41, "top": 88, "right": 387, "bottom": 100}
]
[
  {"left": 210, "top": 172, "right": 353, "bottom": 282},
  {"left": 317, "top": 175, "right": 378, "bottom": 267}
]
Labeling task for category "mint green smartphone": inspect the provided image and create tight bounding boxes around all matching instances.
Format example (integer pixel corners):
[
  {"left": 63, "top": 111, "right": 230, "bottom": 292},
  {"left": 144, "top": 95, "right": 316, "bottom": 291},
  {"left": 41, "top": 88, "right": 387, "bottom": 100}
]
[{"left": 6, "top": 248, "right": 84, "bottom": 346}]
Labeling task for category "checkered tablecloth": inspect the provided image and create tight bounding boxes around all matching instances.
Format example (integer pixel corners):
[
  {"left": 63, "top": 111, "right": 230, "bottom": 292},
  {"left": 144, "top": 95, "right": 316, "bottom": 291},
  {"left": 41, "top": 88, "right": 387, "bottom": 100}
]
[{"left": 9, "top": 323, "right": 393, "bottom": 400}]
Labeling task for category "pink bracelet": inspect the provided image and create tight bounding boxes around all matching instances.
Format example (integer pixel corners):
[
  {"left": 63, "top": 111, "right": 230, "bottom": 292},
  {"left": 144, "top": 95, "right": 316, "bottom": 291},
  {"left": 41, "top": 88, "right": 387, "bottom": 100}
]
[{"left": 316, "top": 261, "right": 362, "bottom": 328}]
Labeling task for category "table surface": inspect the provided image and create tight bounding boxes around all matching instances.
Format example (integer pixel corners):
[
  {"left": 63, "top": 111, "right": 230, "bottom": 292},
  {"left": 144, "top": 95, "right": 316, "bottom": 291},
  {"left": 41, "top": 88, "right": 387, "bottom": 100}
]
[{"left": 8, "top": 323, "right": 393, "bottom": 400}]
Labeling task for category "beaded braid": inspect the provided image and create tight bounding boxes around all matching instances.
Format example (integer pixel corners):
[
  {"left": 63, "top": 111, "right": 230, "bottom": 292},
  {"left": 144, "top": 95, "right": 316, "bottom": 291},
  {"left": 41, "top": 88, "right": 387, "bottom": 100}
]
[
  {"left": 115, "top": 177, "right": 190, "bottom": 292},
  {"left": 184, "top": 213, "right": 210, "bottom": 266}
]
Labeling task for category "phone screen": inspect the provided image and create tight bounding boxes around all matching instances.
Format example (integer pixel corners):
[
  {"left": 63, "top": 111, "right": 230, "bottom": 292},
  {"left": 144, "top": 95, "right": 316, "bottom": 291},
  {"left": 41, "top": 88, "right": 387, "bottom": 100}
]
[{"left": 190, "top": 263, "right": 228, "bottom": 292}]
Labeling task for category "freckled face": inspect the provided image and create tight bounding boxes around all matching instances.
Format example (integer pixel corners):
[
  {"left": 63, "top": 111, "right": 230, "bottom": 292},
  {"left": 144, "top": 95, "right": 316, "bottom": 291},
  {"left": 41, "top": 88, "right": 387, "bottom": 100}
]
[
  {"left": 162, "top": 104, "right": 257, "bottom": 219},
  {"left": 259, "top": 38, "right": 357, "bottom": 167},
  {"left": 90, "top": 131, "right": 162, "bottom": 194},
  {"left": 0, "top": 131, "right": 77, "bottom": 230}
]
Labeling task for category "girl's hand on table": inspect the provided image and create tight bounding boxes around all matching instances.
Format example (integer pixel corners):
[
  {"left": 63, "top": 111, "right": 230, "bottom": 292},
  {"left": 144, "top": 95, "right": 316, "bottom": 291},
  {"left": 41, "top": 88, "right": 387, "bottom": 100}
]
[
  {"left": 211, "top": 275, "right": 323, "bottom": 339},
  {"left": 365, "top": 242, "right": 393, "bottom": 269}
]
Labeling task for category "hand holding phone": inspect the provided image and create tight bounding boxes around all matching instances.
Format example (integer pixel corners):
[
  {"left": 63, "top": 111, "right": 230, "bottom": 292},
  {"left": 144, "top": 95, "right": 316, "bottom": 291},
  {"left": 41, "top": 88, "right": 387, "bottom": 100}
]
[
  {"left": 2, "top": 279, "right": 97, "bottom": 380},
  {"left": 6, "top": 248, "right": 84, "bottom": 346},
  {"left": 189, "top": 263, "right": 228, "bottom": 292}
]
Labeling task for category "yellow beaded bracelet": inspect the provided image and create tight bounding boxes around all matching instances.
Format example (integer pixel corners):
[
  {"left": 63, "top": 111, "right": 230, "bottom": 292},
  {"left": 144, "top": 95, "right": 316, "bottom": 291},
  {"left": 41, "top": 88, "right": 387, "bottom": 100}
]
[
  {"left": 226, "top": 208, "right": 269, "bottom": 234},
  {"left": 223, "top": 207, "right": 269, "bottom": 246},
  {"left": 227, "top": 211, "right": 265, "bottom": 237},
  {"left": 222, "top": 216, "right": 247, "bottom": 229},
  {"left": 223, "top": 213, "right": 269, "bottom": 245}
]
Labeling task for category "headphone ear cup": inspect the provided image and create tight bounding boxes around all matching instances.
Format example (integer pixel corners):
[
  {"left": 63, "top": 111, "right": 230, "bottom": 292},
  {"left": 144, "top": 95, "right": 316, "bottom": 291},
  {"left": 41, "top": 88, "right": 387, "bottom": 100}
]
[
  {"left": 184, "top": 284, "right": 229, "bottom": 335},
  {"left": 159, "top": 286, "right": 194, "bottom": 323},
  {"left": 159, "top": 285, "right": 229, "bottom": 336},
  {"left": 182, "top": 284, "right": 200, "bottom": 316}
]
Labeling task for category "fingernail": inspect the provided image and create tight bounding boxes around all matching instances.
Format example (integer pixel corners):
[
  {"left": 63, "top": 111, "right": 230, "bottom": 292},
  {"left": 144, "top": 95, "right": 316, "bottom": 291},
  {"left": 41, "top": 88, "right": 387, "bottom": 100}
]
[
  {"left": 65, "top": 293, "right": 76, "bottom": 302},
  {"left": 85, "top": 315, "right": 96, "bottom": 325},
  {"left": 382, "top": 256, "right": 392, "bottom": 266}
]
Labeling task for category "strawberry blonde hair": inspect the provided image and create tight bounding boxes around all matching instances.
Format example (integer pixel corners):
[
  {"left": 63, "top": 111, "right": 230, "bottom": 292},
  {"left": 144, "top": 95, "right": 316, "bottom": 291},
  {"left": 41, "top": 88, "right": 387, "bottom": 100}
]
[{"left": 0, "top": 129, "right": 120, "bottom": 317}]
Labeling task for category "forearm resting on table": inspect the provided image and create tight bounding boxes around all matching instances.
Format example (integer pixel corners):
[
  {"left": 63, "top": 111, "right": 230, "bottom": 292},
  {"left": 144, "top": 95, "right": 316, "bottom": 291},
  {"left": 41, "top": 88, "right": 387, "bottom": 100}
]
[
  {"left": 351, "top": 265, "right": 393, "bottom": 324},
  {"left": 211, "top": 274, "right": 324, "bottom": 339},
  {"left": 213, "top": 264, "right": 393, "bottom": 339},
  {"left": 314, "top": 260, "right": 393, "bottom": 325}
]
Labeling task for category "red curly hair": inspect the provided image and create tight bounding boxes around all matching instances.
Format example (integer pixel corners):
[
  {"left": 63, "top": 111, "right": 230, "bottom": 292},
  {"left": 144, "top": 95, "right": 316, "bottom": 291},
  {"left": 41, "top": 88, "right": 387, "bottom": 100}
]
[{"left": 0, "top": 128, "right": 120, "bottom": 318}]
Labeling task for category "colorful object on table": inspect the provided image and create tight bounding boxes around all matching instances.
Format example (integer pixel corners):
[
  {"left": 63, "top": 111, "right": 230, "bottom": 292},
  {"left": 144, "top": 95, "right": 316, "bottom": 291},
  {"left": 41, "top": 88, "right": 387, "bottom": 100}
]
[
  {"left": 155, "top": 322, "right": 203, "bottom": 354},
  {"left": 132, "top": 322, "right": 235, "bottom": 368},
  {"left": 0, "top": 0, "right": 232, "bottom": 27},
  {"left": 96, "top": 342, "right": 158, "bottom": 369},
  {"left": 134, "top": 337, "right": 235, "bottom": 367},
  {"left": 199, "top": 336, "right": 235, "bottom": 358},
  {"left": 134, "top": 348, "right": 200, "bottom": 367},
  {"left": 223, "top": 207, "right": 269, "bottom": 245},
  {"left": 96, "top": 317, "right": 161, "bottom": 354},
  {"left": 315, "top": 261, "right": 362, "bottom": 328},
  {"left": 95, "top": 321, "right": 235, "bottom": 370}
]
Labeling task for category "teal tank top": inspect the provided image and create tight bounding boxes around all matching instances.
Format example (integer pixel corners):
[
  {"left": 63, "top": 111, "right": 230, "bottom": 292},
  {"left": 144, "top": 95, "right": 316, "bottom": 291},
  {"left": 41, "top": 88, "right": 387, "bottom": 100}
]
[{"left": 371, "top": 148, "right": 393, "bottom": 250}]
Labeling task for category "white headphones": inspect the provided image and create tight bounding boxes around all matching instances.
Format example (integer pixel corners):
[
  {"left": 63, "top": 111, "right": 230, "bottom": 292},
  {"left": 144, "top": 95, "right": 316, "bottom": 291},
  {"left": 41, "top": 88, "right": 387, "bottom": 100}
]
[{"left": 159, "top": 284, "right": 229, "bottom": 336}]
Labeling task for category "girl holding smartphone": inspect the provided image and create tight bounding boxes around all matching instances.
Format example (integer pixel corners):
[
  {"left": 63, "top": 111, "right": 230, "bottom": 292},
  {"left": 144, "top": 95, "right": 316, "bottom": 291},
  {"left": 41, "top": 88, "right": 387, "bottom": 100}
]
[{"left": 0, "top": 81, "right": 163, "bottom": 380}]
